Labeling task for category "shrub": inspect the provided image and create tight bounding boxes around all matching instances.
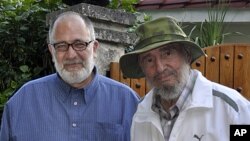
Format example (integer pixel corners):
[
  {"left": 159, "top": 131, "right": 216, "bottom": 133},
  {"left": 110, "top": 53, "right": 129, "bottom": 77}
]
[{"left": 0, "top": 0, "right": 65, "bottom": 116}]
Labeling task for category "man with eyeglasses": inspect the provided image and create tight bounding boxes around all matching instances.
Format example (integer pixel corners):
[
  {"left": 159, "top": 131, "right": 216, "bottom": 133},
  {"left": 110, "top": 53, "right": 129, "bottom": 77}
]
[{"left": 0, "top": 11, "right": 139, "bottom": 141}]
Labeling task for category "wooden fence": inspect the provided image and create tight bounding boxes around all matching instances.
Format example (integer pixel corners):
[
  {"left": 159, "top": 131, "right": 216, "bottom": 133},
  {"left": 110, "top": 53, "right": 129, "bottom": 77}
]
[{"left": 110, "top": 44, "right": 250, "bottom": 100}]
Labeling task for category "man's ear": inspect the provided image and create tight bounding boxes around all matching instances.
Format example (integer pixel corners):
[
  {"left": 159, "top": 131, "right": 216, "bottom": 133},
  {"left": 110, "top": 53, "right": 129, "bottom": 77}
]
[{"left": 92, "top": 40, "right": 99, "bottom": 58}]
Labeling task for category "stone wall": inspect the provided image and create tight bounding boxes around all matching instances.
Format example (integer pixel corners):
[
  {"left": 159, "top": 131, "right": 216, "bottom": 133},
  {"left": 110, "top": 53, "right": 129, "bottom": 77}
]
[{"left": 46, "top": 3, "right": 137, "bottom": 75}]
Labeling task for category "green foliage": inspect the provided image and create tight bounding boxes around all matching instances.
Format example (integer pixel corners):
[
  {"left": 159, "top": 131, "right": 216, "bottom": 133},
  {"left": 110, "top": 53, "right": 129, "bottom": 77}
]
[
  {"left": 189, "top": 0, "right": 229, "bottom": 48},
  {"left": 108, "top": 0, "right": 139, "bottom": 13},
  {"left": 0, "top": 65, "right": 31, "bottom": 109},
  {"left": 0, "top": 0, "right": 65, "bottom": 110}
]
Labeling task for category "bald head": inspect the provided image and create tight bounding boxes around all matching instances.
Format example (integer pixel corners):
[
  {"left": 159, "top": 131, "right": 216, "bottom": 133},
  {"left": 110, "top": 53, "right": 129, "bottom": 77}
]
[{"left": 48, "top": 11, "right": 95, "bottom": 44}]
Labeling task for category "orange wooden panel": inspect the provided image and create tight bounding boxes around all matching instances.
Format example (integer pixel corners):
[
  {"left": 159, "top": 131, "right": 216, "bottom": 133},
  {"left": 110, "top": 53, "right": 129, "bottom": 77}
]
[
  {"left": 131, "top": 78, "right": 146, "bottom": 97},
  {"left": 109, "top": 62, "right": 120, "bottom": 81},
  {"left": 191, "top": 55, "right": 206, "bottom": 75},
  {"left": 219, "top": 45, "right": 234, "bottom": 88},
  {"left": 120, "top": 72, "right": 131, "bottom": 87},
  {"left": 205, "top": 47, "right": 220, "bottom": 83},
  {"left": 234, "top": 45, "right": 250, "bottom": 100}
]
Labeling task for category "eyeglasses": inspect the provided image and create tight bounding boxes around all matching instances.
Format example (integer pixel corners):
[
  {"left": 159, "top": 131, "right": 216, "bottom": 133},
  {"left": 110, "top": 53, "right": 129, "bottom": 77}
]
[{"left": 52, "top": 40, "right": 93, "bottom": 52}]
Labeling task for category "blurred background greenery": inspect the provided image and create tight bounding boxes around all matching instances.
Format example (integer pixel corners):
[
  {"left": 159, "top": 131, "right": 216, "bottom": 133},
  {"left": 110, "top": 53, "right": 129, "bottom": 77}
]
[{"left": 0, "top": 0, "right": 65, "bottom": 113}]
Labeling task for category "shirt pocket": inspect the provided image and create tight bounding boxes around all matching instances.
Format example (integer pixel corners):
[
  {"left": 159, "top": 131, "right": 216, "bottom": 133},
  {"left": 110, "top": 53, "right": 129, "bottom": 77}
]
[{"left": 83, "top": 122, "right": 124, "bottom": 141}]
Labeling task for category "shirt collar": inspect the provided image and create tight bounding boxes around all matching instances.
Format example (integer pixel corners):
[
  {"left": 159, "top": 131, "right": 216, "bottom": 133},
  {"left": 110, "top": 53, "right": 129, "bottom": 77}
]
[
  {"left": 54, "top": 66, "right": 99, "bottom": 103},
  {"left": 82, "top": 67, "right": 99, "bottom": 104}
]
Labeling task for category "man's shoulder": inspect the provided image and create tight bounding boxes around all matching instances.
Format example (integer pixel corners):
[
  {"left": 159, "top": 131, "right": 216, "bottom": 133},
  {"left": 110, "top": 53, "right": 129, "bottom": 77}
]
[
  {"left": 211, "top": 82, "right": 240, "bottom": 99},
  {"left": 98, "top": 75, "right": 132, "bottom": 89},
  {"left": 5, "top": 74, "right": 57, "bottom": 107},
  {"left": 97, "top": 75, "right": 140, "bottom": 99},
  {"left": 8, "top": 74, "right": 56, "bottom": 98},
  {"left": 211, "top": 82, "right": 249, "bottom": 112},
  {"left": 26, "top": 73, "right": 56, "bottom": 85}
]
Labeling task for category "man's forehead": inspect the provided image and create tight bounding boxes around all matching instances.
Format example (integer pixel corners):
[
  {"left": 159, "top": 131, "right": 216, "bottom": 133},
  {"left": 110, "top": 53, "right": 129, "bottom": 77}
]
[
  {"left": 56, "top": 13, "right": 82, "bottom": 23},
  {"left": 138, "top": 43, "right": 185, "bottom": 60},
  {"left": 145, "top": 43, "right": 181, "bottom": 53},
  {"left": 159, "top": 43, "right": 181, "bottom": 50}
]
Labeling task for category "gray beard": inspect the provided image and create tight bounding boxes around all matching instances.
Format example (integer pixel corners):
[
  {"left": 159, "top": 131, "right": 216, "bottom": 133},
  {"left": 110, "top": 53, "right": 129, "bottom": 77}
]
[
  {"left": 52, "top": 52, "right": 95, "bottom": 84},
  {"left": 153, "top": 63, "right": 190, "bottom": 101}
]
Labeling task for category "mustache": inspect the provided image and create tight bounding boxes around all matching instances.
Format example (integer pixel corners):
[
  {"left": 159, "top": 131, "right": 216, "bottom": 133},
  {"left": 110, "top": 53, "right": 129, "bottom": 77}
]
[
  {"left": 63, "top": 60, "right": 84, "bottom": 65},
  {"left": 153, "top": 67, "right": 177, "bottom": 80}
]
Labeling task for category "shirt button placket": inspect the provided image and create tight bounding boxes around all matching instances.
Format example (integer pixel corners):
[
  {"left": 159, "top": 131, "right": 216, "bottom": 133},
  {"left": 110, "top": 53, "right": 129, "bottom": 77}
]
[{"left": 72, "top": 100, "right": 78, "bottom": 128}]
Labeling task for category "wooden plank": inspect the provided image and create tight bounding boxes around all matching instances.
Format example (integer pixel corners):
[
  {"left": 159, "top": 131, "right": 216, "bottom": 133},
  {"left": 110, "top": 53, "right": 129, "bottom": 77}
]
[
  {"left": 219, "top": 45, "right": 234, "bottom": 88},
  {"left": 131, "top": 78, "right": 146, "bottom": 97},
  {"left": 109, "top": 62, "right": 120, "bottom": 81},
  {"left": 234, "top": 45, "right": 250, "bottom": 100},
  {"left": 191, "top": 55, "right": 206, "bottom": 75},
  {"left": 205, "top": 46, "right": 220, "bottom": 83},
  {"left": 120, "top": 71, "right": 131, "bottom": 88}
]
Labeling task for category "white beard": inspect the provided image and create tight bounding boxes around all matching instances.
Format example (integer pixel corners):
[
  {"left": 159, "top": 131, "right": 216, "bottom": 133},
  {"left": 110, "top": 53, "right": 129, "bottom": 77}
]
[
  {"left": 53, "top": 54, "right": 95, "bottom": 84},
  {"left": 153, "top": 63, "right": 190, "bottom": 101}
]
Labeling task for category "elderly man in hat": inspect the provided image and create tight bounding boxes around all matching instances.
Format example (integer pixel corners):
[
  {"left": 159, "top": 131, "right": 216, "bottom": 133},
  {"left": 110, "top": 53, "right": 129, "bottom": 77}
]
[{"left": 119, "top": 17, "right": 250, "bottom": 141}]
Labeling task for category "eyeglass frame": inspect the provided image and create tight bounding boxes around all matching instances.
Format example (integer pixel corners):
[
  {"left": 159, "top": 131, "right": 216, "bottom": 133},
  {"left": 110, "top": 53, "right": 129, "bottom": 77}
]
[{"left": 50, "top": 40, "right": 93, "bottom": 52}]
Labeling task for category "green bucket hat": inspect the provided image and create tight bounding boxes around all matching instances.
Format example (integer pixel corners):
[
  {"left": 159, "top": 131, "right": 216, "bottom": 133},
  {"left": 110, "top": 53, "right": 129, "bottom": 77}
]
[{"left": 119, "top": 16, "right": 206, "bottom": 78}]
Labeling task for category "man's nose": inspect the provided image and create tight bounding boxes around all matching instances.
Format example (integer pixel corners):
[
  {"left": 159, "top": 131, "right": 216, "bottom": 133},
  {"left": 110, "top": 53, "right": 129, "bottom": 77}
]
[
  {"left": 155, "top": 58, "right": 164, "bottom": 73},
  {"left": 66, "top": 45, "right": 78, "bottom": 58}
]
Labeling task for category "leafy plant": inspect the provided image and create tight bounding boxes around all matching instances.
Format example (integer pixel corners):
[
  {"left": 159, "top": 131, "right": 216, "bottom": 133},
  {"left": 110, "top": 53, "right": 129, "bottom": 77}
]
[
  {"left": 0, "top": 0, "right": 65, "bottom": 116},
  {"left": 189, "top": 0, "right": 229, "bottom": 48},
  {"left": 108, "top": 0, "right": 139, "bottom": 13},
  {"left": 0, "top": 65, "right": 31, "bottom": 108}
]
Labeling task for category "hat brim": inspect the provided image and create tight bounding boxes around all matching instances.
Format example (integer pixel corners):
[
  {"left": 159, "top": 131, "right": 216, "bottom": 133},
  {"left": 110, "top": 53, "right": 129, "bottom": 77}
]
[{"left": 119, "top": 40, "right": 205, "bottom": 78}]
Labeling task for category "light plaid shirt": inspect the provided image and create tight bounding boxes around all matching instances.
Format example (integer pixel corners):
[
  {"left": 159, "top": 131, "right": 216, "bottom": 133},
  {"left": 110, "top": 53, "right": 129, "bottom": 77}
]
[{"left": 151, "top": 70, "right": 198, "bottom": 141}]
